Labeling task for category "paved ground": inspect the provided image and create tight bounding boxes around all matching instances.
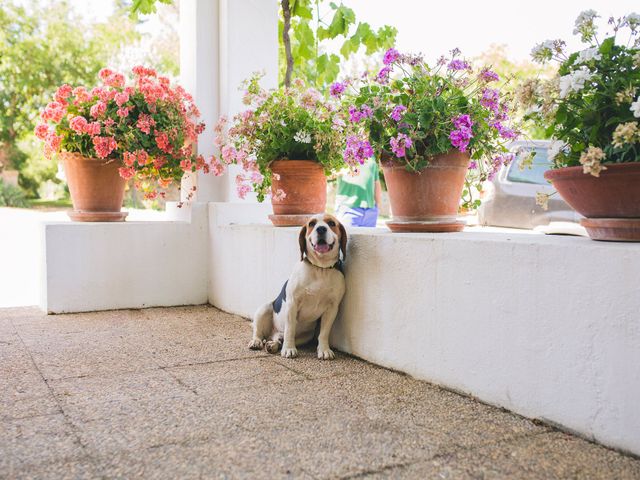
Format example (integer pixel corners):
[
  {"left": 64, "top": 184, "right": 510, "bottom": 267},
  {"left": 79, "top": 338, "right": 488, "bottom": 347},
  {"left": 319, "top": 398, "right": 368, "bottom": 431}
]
[{"left": 1, "top": 305, "right": 639, "bottom": 479}]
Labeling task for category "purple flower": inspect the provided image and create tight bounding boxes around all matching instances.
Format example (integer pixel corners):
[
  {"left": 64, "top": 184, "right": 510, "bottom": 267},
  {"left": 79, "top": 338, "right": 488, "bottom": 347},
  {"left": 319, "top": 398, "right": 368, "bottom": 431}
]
[
  {"left": 390, "top": 105, "right": 407, "bottom": 122},
  {"left": 479, "top": 68, "right": 500, "bottom": 82},
  {"left": 348, "top": 106, "right": 362, "bottom": 123},
  {"left": 383, "top": 48, "right": 400, "bottom": 65},
  {"left": 349, "top": 105, "right": 373, "bottom": 123},
  {"left": 390, "top": 133, "right": 413, "bottom": 158},
  {"left": 448, "top": 59, "right": 470, "bottom": 71},
  {"left": 469, "top": 161, "right": 477, "bottom": 169},
  {"left": 488, "top": 153, "right": 515, "bottom": 179},
  {"left": 449, "top": 114, "right": 474, "bottom": 152},
  {"left": 491, "top": 121, "right": 518, "bottom": 139},
  {"left": 377, "top": 66, "right": 391, "bottom": 84},
  {"left": 453, "top": 114, "right": 473, "bottom": 130},
  {"left": 344, "top": 136, "right": 374, "bottom": 166},
  {"left": 480, "top": 88, "right": 500, "bottom": 113},
  {"left": 329, "top": 81, "right": 346, "bottom": 97}
]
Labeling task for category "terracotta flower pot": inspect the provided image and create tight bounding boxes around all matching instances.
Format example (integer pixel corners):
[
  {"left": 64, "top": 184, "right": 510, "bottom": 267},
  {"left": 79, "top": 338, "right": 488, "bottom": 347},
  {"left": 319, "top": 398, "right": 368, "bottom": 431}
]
[
  {"left": 382, "top": 150, "right": 470, "bottom": 232},
  {"left": 544, "top": 162, "right": 640, "bottom": 241},
  {"left": 61, "top": 152, "right": 128, "bottom": 222},
  {"left": 268, "top": 159, "right": 327, "bottom": 226}
]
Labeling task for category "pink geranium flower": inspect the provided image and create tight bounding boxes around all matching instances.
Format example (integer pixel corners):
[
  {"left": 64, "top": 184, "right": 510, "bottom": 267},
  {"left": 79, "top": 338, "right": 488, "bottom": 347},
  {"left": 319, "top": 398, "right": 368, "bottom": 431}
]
[
  {"left": 90, "top": 101, "right": 107, "bottom": 119},
  {"left": 92, "top": 136, "right": 117, "bottom": 159},
  {"left": 36, "top": 66, "right": 206, "bottom": 197}
]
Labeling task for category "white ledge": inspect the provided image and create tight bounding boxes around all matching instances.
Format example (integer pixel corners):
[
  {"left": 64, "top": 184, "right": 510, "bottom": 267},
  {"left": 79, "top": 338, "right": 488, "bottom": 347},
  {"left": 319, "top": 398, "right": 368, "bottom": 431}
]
[
  {"left": 39, "top": 203, "right": 209, "bottom": 313},
  {"left": 208, "top": 203, "right": 640, "bottom": 456}
]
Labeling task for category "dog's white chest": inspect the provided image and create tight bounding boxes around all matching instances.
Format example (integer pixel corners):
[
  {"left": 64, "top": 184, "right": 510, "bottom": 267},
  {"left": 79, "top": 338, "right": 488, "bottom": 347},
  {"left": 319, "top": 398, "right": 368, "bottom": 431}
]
[
  {"left": 297, "top": 279, "right": 338, "bottom": 322},
  {"left": 282, "top": 263, "right": 345, "bottom": 325}
]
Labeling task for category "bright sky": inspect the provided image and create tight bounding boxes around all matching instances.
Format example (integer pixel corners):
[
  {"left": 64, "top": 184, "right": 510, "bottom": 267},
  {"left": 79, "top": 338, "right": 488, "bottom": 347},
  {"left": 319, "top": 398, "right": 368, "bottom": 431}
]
[
  {"left": 70, "top": 0, "right": 638, "bottom": 62},
  {"left": 345, "top": 0, "right": 638, "bottom": 61}
]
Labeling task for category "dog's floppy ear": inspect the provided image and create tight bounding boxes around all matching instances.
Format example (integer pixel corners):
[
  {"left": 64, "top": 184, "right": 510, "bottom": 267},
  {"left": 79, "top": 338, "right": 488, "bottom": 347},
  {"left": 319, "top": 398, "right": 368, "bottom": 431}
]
[
  {"left": 338, "top": 221, "right": 347, "bottom": 261},
  {"left": 298, "top": 225, "right": 307, "bottom": 261}
]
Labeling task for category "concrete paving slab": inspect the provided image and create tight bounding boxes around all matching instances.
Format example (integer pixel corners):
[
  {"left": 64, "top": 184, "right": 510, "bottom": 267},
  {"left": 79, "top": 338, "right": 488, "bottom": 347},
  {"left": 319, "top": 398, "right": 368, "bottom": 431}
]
[
  {"left": 165, "top": 356, "right": 306, "bottom": 393},
  {"left": 366, "top": 431, "right": 640, "bottom": 479},
  {"left": 0, "top": 368, "right": 59, "bottom": 422},
  {"left": 0, "top": 413, "right": 85, "bottom": 475},
  {"left": 1, "top": 305, "right": 638, "bottom": 480},
  {"left": 48, "top": 369, "right": 196, "bottom": 423},
  {"left": 0, "top": 332, "right": 60, "bottom": 421},
  {"left": 9, "top": 458, "right": 101, "bottom": 480},
  {"left": 96, "top": 436, "right": 314, "bottom": 480},
  {"left": 271, "top": 348, "right": 389, "bottom": 379}
]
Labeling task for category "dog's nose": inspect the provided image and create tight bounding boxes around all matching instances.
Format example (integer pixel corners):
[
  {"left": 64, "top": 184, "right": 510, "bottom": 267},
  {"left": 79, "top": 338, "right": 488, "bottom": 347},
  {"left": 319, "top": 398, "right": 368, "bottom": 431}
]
[{"left": 316, "top": 226, "right": 327, "bottom": 234}]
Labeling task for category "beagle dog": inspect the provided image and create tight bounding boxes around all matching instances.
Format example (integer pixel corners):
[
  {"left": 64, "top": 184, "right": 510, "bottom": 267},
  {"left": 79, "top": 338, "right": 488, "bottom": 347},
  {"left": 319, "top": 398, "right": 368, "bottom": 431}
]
[{"left": 248, "top": 214, "right": 347, "bottom": 359}]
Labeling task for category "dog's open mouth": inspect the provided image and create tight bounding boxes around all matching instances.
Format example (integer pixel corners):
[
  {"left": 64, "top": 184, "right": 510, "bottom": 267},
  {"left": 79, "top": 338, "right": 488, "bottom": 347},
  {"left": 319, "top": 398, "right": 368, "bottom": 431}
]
[{"left": 313, "top": 239, "right": 334, "bottom": 254}]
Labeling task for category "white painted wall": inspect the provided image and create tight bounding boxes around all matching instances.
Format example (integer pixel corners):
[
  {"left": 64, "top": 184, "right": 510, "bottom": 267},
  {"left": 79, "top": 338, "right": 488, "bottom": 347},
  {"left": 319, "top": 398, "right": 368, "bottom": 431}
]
[
  {"left": 179, "top": 0, "right": 278, "bottom": 203},
  {"left": 39, "top": 203, "right": 209, "bottom": 313},
  {"left": 207, "top": 202, "right": 640, "bottom": 457},
  {"left": 179, "top": 0, "right": 226, "bottom": 202}
]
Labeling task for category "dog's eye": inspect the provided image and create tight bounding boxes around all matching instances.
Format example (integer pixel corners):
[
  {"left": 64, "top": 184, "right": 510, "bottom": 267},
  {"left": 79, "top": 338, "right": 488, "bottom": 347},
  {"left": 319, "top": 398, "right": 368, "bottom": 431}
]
[
  {"left": 309, "top": 220, "right": 317, "bottom": 227},
  {"left": 327, "top": 220, "right": 336, "bottom": 227}
]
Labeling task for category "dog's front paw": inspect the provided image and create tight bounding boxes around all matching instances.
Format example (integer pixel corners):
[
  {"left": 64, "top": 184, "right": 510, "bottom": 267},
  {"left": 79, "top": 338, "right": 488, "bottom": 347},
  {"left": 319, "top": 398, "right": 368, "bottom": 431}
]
[
  {"left": 248, "top": 338, "right": 264, "bottom": 350},
  {"left": 317, "top": 347, "right": 335, "bottom": 360},
  {"left": 281, "top": 346, "right": 298, "bottom": 358},
  {"left": 265, "top": 340, "right": 281, "bottom": 354}
]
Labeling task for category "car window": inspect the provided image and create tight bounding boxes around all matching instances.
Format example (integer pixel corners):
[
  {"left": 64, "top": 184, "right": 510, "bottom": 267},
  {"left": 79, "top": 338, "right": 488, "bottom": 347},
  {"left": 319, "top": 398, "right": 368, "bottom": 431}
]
[{"left": 506, "top": 147, "right": 552, "bottom": 185}]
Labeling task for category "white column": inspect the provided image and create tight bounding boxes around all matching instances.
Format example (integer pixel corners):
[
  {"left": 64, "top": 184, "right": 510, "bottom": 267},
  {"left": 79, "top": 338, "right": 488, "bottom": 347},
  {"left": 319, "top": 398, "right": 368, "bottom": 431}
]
[{"left": 180, "top": 0, "right": 279, "bottom": 203}]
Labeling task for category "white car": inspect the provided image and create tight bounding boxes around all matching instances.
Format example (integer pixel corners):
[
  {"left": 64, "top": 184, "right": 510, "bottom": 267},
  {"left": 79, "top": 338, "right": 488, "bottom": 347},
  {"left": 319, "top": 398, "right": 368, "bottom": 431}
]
[{"left": 478, "top": 140, "right": 582, "bottom": 230}]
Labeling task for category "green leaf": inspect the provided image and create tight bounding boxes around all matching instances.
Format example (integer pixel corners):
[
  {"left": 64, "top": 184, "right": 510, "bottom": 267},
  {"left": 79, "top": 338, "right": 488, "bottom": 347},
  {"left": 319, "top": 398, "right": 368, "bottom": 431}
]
[
  {"left": 293, "top": 20, "right": 315, "bottom": 59},
  {"left": 292, "top": 0, "right": 313, "bottom": 20},
  {"left": 130, "top": 0, "right": 172, "bottom": 15},
  {"left": 339, "top": 37, "right": 358, "bottom": 58},
  {"left": 599, "top": 36, "right": 615, "bottom": 56},
  {"left": 325, "top": 5, "right": 355, "bottom": 38}
]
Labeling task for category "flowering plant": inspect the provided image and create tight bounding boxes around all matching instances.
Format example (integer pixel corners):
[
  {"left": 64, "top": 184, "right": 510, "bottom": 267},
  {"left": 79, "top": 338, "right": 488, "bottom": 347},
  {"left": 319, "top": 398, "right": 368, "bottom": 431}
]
[
  {"left": 35, "top": 66, "right": 206, "bottom": 199},
  {"left": 336, "top": 48, "right": 520, "bottom": 208},
  {"left": 521, "top": 11, "right": 640, "bottom": 177},
  {"left": 213, "top": 74, "right": 352, "bottom": 201}
]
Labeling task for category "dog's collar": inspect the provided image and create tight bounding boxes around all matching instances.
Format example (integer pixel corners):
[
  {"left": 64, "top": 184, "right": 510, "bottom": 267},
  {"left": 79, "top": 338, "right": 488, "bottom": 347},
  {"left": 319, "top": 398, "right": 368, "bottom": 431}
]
[{"left": 304, "top": 257, "right": 344, "bottom": 273}]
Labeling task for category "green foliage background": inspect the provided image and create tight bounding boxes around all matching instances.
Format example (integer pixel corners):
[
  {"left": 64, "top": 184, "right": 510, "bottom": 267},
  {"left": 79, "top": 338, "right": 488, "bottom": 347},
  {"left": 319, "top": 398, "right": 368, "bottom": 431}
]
[
  {"left": 0, "top": 1, "right": 143, "bottom": 198},
  {"left": 278, "top": 0, "right": 397, "bottom": 89}
]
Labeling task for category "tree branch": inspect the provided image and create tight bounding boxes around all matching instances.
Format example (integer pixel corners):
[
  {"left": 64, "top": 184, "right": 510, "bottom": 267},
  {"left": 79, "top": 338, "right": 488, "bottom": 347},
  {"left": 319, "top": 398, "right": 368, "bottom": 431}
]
[{"left": 282, "top": 0, "right": 294, "bottom": 88}]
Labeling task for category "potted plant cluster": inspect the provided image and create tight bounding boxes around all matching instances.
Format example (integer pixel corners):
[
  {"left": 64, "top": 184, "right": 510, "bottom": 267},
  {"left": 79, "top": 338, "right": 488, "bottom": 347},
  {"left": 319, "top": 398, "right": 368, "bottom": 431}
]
[
  {"left": 36, "top": 66, "right": 206, "bottom": 221},
  {"left": 522, "top": 11, "right": 640, "bottom": 241},
  {"left": 212, "top": 74, "right": 353, "bottom": 226},
  {"left": 338, "top": 48, "right": 520, "bottom": 232}
]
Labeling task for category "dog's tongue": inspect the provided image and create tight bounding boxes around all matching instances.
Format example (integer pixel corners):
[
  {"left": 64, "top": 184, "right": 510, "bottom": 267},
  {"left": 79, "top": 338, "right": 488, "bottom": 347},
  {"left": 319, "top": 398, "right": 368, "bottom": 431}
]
[{"left": 314, "top": 243, "right": 331, "bottom": 253}]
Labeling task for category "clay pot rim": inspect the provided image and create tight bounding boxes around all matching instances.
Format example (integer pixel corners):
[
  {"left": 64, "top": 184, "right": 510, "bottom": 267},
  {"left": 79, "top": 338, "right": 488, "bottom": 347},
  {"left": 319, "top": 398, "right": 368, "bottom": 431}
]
[
  {"left": 60, "top": 151, "right": 121, "bottom": 166},
  {"left": 267, "top": 158, "right": 326, "bottom": 171},
  {"left": 544, "top": 161, "right": 640, "bottom": 181},
  {"left": 381, "top": 150, "right": 471, "bottom": 171}
]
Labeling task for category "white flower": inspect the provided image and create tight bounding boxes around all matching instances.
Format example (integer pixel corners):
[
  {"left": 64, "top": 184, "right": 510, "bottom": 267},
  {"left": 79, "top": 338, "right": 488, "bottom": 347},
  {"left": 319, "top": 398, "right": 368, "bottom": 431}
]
[
  {"left": 558, "top": 68, "right": 593, "bottom": 99},
  {"left": 631, "top": 97, "right": 640, "bottom": 118},
  {"left": 579, "top": 146, "right": 607, "bottom": 177},
  {"left": 293, "top": 130, "right": 312, "bottom": 144},
  {"left": 573, "top": 10, "right": 599, "bottom": 41},
  {"left": 536, "top": 192, "right": 550, "bottom": 211},
  {"left": 624, "top": 13, "right": 640, "bottom": 30},
  {"left": 531, "top": 39, "right": 563, "bottom": 62},
  {"left": 577, "top": 47, "right": 601, "bottom": 63}
]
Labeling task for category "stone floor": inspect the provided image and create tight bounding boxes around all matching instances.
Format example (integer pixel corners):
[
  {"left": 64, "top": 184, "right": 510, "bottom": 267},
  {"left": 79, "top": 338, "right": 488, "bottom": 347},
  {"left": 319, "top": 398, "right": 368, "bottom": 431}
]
[{"left": 1, "top": 305, "right": 639, "bottom": 480}]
